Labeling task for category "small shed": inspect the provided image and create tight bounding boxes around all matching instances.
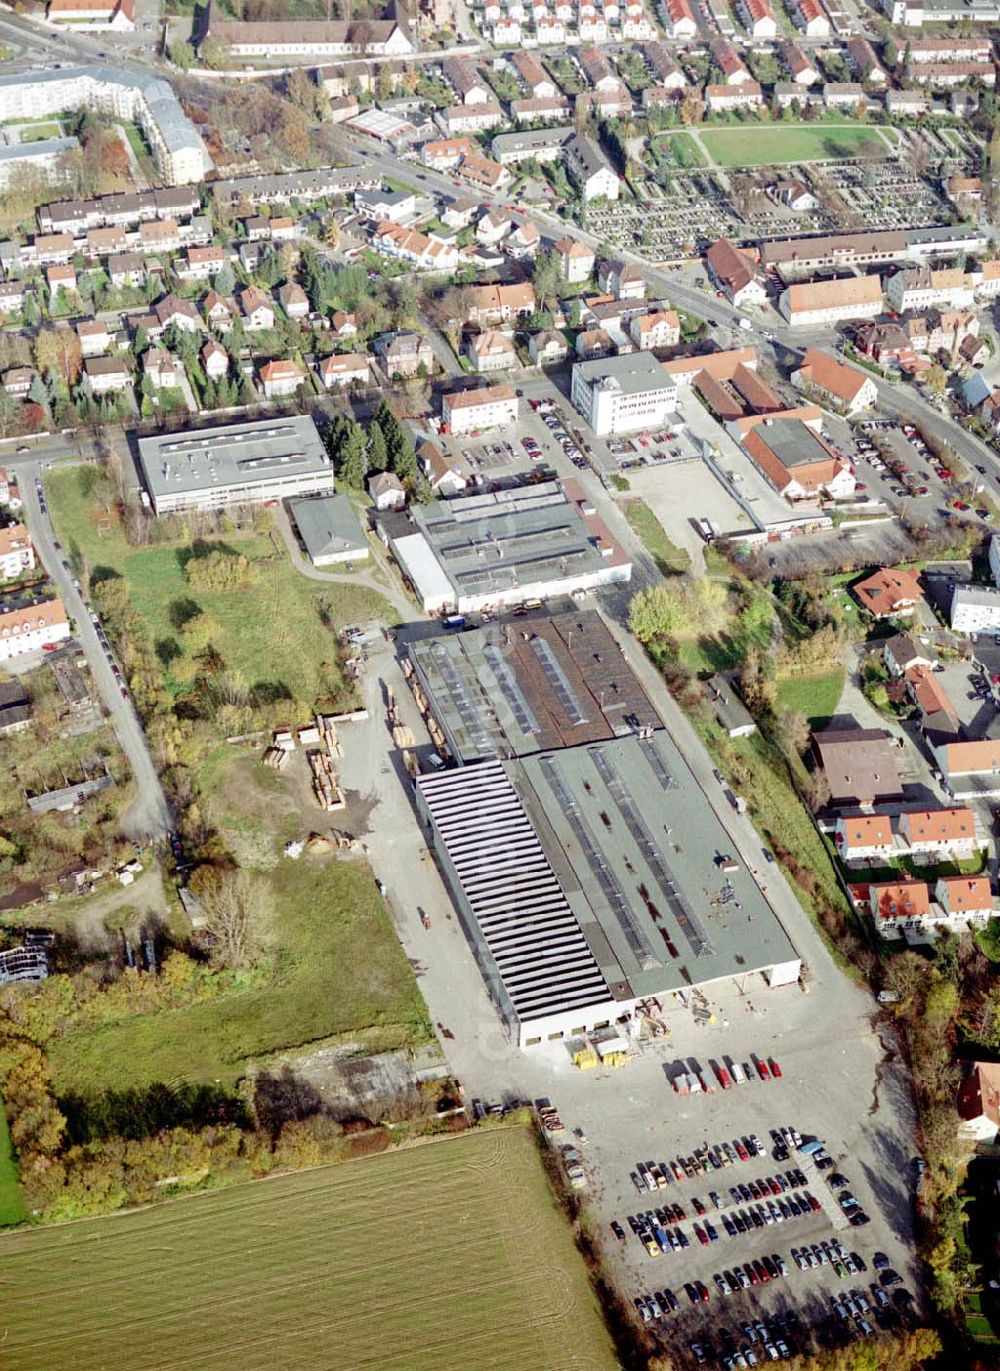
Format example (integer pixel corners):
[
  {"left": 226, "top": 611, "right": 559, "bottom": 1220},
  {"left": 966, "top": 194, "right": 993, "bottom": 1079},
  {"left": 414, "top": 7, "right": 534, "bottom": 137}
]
[{"left": 706, "top": 673, "right": 757, "bottom": 739}]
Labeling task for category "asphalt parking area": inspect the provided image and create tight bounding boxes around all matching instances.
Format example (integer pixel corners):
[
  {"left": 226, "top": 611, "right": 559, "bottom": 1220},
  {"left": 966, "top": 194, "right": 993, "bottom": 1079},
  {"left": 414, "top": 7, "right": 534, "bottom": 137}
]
[{"left": 527, "top": 977, "right": 920, "bottom": 1368}]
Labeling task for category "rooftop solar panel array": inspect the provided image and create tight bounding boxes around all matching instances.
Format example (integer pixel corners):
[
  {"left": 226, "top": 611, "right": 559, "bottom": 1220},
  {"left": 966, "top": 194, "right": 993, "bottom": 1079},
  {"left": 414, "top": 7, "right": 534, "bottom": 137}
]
[{"left": 416, "top": 761, "right": 613, "bottom": 1023}]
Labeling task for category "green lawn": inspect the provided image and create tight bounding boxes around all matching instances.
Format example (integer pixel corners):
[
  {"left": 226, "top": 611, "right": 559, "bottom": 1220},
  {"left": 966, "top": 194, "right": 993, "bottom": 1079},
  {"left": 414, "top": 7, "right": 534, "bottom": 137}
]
[
  {"left": 18, "top": 122, "right": 61, "bottom": 143},
  {"left": 0, "top": 1127, "right": 617, "bottom": 1371},
  {"left": 0, "top": 1104, "right": 26, "bottom": 1228},
  {"left": 48, "top": 857, "right": 432, "bottom": 1095},
  {"left": 653, "top": 130, "right": 707, "bottom": 169},
  {"left": 46, "top": 468, "right": 393, "bottom": 715},
  {"left": 775, "top": 669, "right": 845, "bottom": 728},
  {"left": 622, "top": 499, "right": 691, "bottom": 575},
  {"left": 698, "top": 124, "right": 895, "bottom": 168}
]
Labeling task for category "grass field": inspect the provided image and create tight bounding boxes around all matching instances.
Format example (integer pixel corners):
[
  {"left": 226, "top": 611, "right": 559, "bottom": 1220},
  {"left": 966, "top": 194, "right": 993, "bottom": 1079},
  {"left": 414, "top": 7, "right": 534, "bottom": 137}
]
[
  {"left": 0, "top": 1103, "right": 25, "bottom": 1227},
  {"left": 46, "top": 468, "right": 392, "bottom": 713},
  {"left": 18, "top": 121, "right": 61, "bottom": 143},
  {"left": 0, "top": 1128, "right": 616, "bottom": 1371},
  {"left": 698, "top": 124, "right": 895, "bottom": 168},
  {"left": 48, "top": 855, "right": 432, "bottom": 1094},
  {"left": 652, "top": 130, "right": 707, "bottom": 169},
  {"left": 775, "top": 669, "right": 845, "bottom": 728},
  {"left": 622, "top": 499, "right": 691, "bottom": 575}
]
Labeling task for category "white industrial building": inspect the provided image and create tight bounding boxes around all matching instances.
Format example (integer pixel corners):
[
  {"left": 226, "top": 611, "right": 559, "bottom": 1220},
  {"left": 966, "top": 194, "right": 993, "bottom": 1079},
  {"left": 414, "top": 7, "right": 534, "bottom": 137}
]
[
  {"left": 382, "top": 479, "right": 631, "bottom": 614},
  {"left": 137, "top": 416, "right": 333, "bottom": 515},
  {"left": 950, "top": 583, "right": 1000, "bottom": 634},
  {"left": 414, "top": 726, "right": 802, "bottom": 1049},
  {"left": 0, "top": 67, "right": 209, "bottom": 185},
  {"left": 570, "top": 351, "right": 678, "bottom": 435}
]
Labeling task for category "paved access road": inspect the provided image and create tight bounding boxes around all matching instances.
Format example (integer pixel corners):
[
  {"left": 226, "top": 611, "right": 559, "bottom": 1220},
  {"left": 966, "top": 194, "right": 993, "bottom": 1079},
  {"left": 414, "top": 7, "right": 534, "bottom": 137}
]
[{"left": 20, "top": 460, "right": 172, "bottom": 841}]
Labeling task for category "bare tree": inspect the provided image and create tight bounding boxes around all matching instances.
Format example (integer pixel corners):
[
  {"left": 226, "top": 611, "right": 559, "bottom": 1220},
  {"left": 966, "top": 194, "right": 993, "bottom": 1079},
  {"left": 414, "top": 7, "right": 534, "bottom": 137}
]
[{"left": 199, "top": 869, "right": 275, "bottom": 970}]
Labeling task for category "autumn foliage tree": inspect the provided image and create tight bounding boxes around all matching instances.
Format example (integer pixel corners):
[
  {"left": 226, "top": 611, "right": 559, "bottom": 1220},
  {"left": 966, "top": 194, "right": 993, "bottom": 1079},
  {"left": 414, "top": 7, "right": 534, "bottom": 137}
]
[{"left": 34, "top": 328, "right": 82, "bottom": 387}]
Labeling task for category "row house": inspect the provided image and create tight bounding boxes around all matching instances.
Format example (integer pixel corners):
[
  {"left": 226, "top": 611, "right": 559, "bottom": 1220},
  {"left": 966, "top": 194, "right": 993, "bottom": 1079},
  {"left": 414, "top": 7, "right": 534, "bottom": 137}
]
[
  {"left": 823, "top": 82, "right": 866, "bottom": 110},
  {"left": 86, "top": 225, "right": 128, "bottom": 257},
  {"left": 885, "top": 266, "right": 975, "bottom": 313},
  {"left": 910, "top": 63, "right": 997, "bottom": 88},
  {"left": 774, "top": 82, "right": 824, "bottom": 108},
  {"left": 711, "top": 39, "right": 751, "bottom": 85},
  {"left": 439, "top": 103, "right": 504, "bottom": 136},
  {"left": 513, "top": 96, "right": 573, "bottom": 123},
  {"left": 779, "top": 38, "right": 819, "bottom": 85},
  {"left": 706, "top": 82, "right": 764, "bottom": 112},
  {"left": 792, "top": 0, "right": 829, "bottom": 34},
  {"left": 0, "top": 282, "right": 28, "bottom": 315},
  {"left": 47, "top": 264, "right": 76, "bottom": 296},
  {"left": 642, "top": 41, "right": 686, "bottom": 88},
  {"left": 660, "top": 0, "right": 696, "bottom": 35},
  {"left": 37, "top": 186, "right": 200, "bottom": 235},
  {"left": 846, "top": 36, "right": 888, "bottom": 84},
  {"left": 739, "top": 0, "right": 777, "bottom": 36},
  {"left": 512, "top": 50, "right": 556, "bottom": 99},
  {"left": 907, "top": 37, "right": 993, "bottom": 62}
]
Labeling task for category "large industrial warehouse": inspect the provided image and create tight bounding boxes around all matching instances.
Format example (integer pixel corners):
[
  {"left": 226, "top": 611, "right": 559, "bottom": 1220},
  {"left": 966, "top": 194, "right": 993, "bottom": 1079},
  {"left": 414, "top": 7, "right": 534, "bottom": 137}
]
[
  {"left": 410, "top": 609, "right": 802, "bottom": 1049},
  {"left": 137, "top": 416, "right": 333, "bottom": 514}
]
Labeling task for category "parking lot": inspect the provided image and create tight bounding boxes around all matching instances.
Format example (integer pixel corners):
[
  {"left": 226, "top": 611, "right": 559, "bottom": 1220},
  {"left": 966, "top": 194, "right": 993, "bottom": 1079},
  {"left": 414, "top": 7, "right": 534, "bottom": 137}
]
[{"left": 515, "top": 970, "right": 921, "bottom": 1369}]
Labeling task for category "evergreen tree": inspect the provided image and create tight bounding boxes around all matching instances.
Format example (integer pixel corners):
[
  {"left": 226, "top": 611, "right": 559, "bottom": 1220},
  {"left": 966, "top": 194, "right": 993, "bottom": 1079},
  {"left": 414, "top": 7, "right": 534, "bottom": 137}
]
[
  {"left": 368, "top": 421, "right": 388, "bottom": 473},
  {"left": 338, "top": 423, "right": 369, "bottom": 488}
]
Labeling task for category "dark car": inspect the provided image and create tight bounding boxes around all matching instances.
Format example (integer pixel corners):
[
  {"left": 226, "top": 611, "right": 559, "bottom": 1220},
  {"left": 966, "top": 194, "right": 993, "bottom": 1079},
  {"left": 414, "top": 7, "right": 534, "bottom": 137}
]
[
  {"left": 873, "top": 1252, "right": 890, "bottom": 1270},
  {"left": 611, "top": 1221, "right": 626, "bottom": 1242},
  {"left": 880, "top": 1270, "right": 903, "bottom": 1288}
]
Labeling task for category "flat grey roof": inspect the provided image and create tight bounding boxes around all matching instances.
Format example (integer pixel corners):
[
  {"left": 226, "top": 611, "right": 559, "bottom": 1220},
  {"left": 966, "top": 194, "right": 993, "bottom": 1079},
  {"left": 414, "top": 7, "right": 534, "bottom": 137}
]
[
  {"left": 521, "top": 734, "right": 799, "bottom": 999},
  {"left": 573, "top": 350, "right": 678, "bottom": 396},
  {"left": 138, "top": 416, "right": 330, "bottom": 500},
  {"left": 412, "top": 481, "right": 613, "bottom": 599},
  {"left": 0, "top": 137, "right": 78, "bottom": 162},
  {"left": 289, "top": 493, "right": 367, "bottom": 560},
  {"left": 492, "top": 127, "right": 572, "bottom": 153},
  {"left": 952, "top": 584, "right": 1000, "bottom": 608},
  {"left": 407, "top": 607, "right": 661, "bottom": 763}
]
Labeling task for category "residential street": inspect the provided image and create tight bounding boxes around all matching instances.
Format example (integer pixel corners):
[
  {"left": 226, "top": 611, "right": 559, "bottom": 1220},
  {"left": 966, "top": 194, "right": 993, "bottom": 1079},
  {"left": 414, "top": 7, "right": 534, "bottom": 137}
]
[{"left": 20, "top": 460, "right": 173, "bottom": 841}]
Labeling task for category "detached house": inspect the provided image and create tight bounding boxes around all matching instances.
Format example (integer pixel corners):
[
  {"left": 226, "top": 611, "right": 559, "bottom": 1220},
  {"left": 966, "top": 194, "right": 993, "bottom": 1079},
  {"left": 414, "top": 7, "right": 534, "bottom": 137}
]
[
  {"left": 791, "top": 348, "right": 877, "bottom": 415},
  {"left": 259, "top": 359, "right": 306, "bottom": 398},
  {"left": 239, "top": 287, "right": 275, "bottom": 332},
  {"left": 853, "top": 567, "right": 923, "bottom": 621},
  {"left": 201, "top": 339, "right": 229, "bottom": 381}
]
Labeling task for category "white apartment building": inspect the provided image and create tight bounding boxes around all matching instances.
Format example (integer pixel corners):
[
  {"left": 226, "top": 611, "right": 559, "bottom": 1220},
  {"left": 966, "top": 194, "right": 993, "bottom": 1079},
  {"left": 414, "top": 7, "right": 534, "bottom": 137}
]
[
  {"left": 0, "top": 67, "right": 209, "bottom": 185},
  {"left": 571, "top": 352, "right": 678, "bottom": 436},
  {"left": 442, "top": 384, "right": 519, "bottom": 435}
]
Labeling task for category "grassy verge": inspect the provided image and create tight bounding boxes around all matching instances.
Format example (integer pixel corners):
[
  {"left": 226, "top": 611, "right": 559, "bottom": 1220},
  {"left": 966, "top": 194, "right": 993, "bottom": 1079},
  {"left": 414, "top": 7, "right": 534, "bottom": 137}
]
[
  {"left": 622, "top": 498, "right": 691, "bottom": 575},
  {"left": 47, "top": 857, "right": 432, "bottom": 1094},
  {"left": 0, "top": 1127, "right": 617, "bottom": 1371},
  {"left": 0, "top": 1104, "right": 25, "bottom": 1227}
]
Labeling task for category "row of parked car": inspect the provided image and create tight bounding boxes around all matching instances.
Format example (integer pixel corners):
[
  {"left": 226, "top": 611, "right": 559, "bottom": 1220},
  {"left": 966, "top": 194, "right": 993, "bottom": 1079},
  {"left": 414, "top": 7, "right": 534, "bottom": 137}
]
[
  {"left": 689, "top": 1313, "right": 799, "bottom": 1367},
  {"left": 631, "top": 1135, "right": 767, "bottom": 1193}
]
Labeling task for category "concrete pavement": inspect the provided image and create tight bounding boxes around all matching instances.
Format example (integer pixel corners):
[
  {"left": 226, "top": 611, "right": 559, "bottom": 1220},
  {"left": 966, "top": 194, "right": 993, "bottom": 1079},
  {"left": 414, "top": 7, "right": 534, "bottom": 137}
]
[{"left": 21, "top": 461, "right": 173, "bottom": 841}]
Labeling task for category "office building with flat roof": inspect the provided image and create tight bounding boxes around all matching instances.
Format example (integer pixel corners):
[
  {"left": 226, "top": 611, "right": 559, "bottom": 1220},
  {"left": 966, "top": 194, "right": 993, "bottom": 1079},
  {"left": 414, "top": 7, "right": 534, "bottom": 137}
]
[
  {"left": 571, "top": 351, "right": 678, "bottom": 435},
  {"left": 382, "top": 479, "right": 631, "bottom": 613},
  {"left": 416, "top": 728, "right": 802, "bottom": 1048},
  {"left": 137, "top": 416, "right": 333, "bottom": 515}
]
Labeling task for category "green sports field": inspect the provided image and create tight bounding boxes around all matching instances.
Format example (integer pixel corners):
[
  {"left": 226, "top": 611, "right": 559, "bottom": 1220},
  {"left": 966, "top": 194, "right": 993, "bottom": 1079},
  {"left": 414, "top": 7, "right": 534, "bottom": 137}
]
[
  {"left": 698, "top": 124, "right": 896, "bottom": 167},
  {"left": 0, "top": 1128, "right": 617, "bottom": 1371}
]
